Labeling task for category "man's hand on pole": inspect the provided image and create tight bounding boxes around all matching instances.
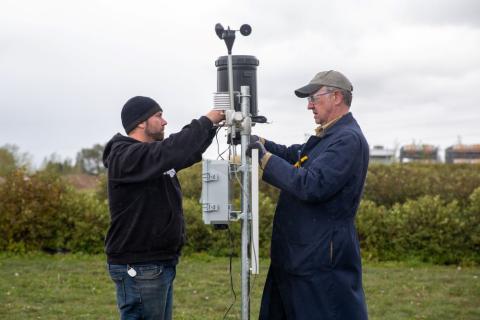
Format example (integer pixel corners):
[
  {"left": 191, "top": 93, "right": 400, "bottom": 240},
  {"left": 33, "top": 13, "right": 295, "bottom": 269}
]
[
  {"left": 206, "top": 110, "right": 226, "bottom": 124},
  {"left": 250, "top": 135, "right": 265, "bottom": 145},
  {"left": 246, "top": 141, "right": 267, "bottom": 162}
]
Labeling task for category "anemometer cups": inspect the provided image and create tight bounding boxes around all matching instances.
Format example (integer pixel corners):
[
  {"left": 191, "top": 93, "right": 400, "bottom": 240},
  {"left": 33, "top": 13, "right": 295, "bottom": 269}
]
[
  {"left": 215, "top": 23, "right": 252, "bottom": 39},
  {"left": 215, "top": 23, "right": 252, "bottom": 54},
  {"left": 239, "top": 24, "right": 252, "bottom": 36}
]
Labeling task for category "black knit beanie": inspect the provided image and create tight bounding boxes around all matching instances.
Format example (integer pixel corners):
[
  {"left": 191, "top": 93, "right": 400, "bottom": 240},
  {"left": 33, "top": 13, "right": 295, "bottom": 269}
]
[{"left": 121, "top": 96, "right": 163, "bottom": 134}]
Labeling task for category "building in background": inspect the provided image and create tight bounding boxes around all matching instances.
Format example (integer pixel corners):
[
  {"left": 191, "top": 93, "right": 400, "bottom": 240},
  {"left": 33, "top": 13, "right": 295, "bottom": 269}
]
[
  {"left": 400, "top": 144, "right": 439, "bottom": 163},
  {"left": 370, "top": 145, "right": 396, "bottom": 164},
  {"left": 445, "top": 144, "right": 480, "bottom": 164}
]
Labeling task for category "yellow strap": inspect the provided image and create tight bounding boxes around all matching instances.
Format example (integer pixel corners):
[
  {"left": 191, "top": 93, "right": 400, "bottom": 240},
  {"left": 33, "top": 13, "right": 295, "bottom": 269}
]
[{"left": 294, "top": 156, "right": 309, "bottom": 168}]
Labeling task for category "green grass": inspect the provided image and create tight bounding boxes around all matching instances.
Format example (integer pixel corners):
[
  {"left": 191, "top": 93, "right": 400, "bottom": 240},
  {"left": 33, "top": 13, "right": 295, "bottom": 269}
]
[{"left": 0, "top": 253, "right": 479, "bottom": 319}]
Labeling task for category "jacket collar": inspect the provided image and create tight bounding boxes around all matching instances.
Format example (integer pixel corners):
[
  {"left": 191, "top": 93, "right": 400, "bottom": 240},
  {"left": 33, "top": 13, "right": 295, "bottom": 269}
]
[{"left": 314, "top": 112, "right": 353, "bottom": 138}]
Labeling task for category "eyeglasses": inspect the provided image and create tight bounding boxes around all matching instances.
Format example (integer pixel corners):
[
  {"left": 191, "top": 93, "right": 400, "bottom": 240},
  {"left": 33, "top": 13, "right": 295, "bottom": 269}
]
[{"left": 307, "top": 91, "right": 332, "bottom": 103}]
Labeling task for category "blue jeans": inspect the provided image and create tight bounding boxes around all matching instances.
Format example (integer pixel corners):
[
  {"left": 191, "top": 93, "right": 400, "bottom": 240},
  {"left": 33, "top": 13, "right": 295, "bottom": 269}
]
[{"left": 108, "top": 263, "right": 176, "bottom": 320}]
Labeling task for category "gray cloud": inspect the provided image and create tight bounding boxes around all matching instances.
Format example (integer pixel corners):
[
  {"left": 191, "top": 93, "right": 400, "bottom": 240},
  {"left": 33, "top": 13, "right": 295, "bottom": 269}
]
[
  {"left": 1, "top": 0, "right": 479, "bottom": 167},
  {"left": 393, "top": 0, "right": 480, "bottom": 27}
]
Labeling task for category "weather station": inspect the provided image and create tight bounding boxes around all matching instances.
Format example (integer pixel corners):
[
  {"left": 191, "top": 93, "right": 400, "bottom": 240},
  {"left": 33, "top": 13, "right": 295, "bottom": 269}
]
[{"left": 200, "top": 23, "right": 267, "bottom": 320}]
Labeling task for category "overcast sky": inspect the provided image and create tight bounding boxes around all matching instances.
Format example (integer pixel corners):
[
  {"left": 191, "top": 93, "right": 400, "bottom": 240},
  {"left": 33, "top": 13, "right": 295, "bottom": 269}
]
[{"left": 1, "top": 0, "right": 479, "bottom": 167}]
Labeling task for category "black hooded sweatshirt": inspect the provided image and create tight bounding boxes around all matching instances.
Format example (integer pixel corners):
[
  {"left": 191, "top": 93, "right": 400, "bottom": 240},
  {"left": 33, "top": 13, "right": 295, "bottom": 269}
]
[{"left": 102, "top": 116, "right": 216, "bottom": 264}]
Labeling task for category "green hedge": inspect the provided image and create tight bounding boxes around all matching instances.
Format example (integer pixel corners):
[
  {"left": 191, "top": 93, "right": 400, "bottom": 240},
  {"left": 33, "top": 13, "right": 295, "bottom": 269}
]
[
  {"left": 0, "top": 170, "right": 108, "bottom": 253},
  {"left": 364, "top": 163, "right": 480, "bottom": 206},
  {"left": 1, "top": 164, "right": 479, "bottom": 264},
  {"left": 356, "top": 191, "right": 480, "bottom": 264}
]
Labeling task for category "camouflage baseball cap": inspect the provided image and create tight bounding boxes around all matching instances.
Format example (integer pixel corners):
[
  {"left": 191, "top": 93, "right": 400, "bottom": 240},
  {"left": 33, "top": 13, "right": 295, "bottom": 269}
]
[{"left": 294, "top": 70, "right": 353, "bottom": 98}]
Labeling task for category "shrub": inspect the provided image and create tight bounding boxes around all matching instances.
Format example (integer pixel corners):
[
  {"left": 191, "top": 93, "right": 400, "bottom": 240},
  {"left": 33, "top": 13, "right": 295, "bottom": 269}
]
[
  {"left": 356, "top": 200, "right": 393, "bottom": 260},
  {"left": 364, "top": 163, "right": 480, "bottom": 207},
  {"left": 95, "top": 173, "right": 108, "bottom": 201},
  {"left": 0, "top": 169, "right": 73, "bottom": 252},
  {"left": 357, "top": 194, "right": 480, "bottom": 264},
  {"left": 1, "top": 163, "right": 479, "bottom": 265},
  {"left": 0, "top": 169, "right": 108, "bottom": 253},
  {"left": 177, "top": 163, "right": 203, "bottom": 201},
  {"left": 393, "top": 196, "right": 466, "bottom": 264},
  {"left": 63, "top": 191, "right": 109, "bottom": 254},
  {"left": 466, "top": 187, "right": 480, "bottom": 259}
]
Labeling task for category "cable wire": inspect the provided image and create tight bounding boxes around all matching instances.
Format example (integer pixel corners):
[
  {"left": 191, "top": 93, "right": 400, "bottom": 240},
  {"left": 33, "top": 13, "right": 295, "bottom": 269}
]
[
  {"left": 223, "top": 225, "right": 237, "bottom": 320},
  {"left": 215, "top": 124, "right": 225, "bottom": 160},
  {"left": 217, "top": 126, "right": 259, "bottom": 318}
]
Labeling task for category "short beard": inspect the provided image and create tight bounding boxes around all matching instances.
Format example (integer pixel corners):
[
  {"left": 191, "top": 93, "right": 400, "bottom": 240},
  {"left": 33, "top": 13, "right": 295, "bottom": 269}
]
[{"left": 145, "top": 123, "right": 164, "bottom": 141}]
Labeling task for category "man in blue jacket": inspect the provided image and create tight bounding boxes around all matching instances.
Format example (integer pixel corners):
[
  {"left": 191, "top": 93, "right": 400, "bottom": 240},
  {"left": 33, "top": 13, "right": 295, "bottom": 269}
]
[
  {"left": 248, "top": 71, "right": 369, "bottom": 319},
  {"left": 103, "top": 96, "right": 224, "bottom": 320}
]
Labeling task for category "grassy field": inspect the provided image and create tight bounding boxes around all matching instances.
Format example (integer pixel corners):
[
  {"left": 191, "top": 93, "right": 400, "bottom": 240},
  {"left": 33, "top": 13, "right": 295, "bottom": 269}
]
[{"left": 0, "top": 253, "right": 479, "bottom": 320}]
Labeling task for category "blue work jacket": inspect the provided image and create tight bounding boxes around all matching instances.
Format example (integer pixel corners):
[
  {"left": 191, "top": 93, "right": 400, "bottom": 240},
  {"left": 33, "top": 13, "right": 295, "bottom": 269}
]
[{"left": 262, "top": 112, "right": 369, "bottom": 319}]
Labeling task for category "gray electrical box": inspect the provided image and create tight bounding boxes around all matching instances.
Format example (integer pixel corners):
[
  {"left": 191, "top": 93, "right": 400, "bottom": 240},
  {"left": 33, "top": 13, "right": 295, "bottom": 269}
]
[{"left": 201, "top": 159, "right": 233, "bottom": 225}]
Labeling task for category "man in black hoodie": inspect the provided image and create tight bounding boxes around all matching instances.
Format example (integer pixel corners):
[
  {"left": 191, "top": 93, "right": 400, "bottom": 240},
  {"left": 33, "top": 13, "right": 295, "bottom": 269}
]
[{"left": 103, "top": 96, "right": 224, "bottom": 320}]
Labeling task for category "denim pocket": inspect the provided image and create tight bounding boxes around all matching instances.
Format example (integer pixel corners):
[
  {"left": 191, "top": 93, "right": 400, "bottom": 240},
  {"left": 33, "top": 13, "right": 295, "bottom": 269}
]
[
  {"left": 108, "top": 264, "right": 126, "bottom": 281},
  {"left": 135, "top": 265, "right": 164, "bottom": 280},
  {"left": 108, "top": 265, "right": 126, "bottom": 306}
]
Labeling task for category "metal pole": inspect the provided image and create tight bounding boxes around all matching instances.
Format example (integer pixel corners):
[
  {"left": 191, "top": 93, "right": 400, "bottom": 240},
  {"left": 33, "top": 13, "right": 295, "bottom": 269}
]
[
  {"left": 227, "top": 54, "right": 234, "bottom": 111},
  {"left": 227, "top": 54, "right": 236, "bottom": 140},
  {"left": 251, "top": 148, "right": 259, "bottom": 275},
  {"left": 240, "top": 85, "right": 251, "bottom": 320}
]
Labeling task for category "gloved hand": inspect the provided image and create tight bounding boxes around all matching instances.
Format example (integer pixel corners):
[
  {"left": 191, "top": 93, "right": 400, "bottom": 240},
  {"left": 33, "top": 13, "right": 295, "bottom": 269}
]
[
  {"left": 250, "top": 135, "right": 265, "bottom": 145},
  {"left": 246, "top": 141, "right": 267, "bottom": 162},
  {"left": 250, "top": 135, "right": 260, "bottom": 144}
]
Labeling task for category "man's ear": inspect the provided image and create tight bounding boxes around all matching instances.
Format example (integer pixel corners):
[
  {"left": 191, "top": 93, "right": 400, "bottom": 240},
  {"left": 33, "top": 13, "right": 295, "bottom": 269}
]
[
  {"left": 333, "top": 91, "right": 343, "bottom": 106},
  {"left": 137, "top": 121, "right": 147, "bottom": 129}
]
